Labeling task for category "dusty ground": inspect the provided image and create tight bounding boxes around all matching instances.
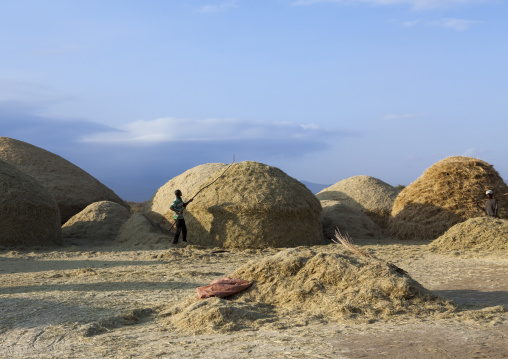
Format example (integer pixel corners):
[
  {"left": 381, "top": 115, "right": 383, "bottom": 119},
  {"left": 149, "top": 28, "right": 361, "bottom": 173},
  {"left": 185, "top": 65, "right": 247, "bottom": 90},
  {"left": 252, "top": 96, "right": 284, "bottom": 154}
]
[{"left": 0, "top": 238, "right": 507, "bottom": 359}]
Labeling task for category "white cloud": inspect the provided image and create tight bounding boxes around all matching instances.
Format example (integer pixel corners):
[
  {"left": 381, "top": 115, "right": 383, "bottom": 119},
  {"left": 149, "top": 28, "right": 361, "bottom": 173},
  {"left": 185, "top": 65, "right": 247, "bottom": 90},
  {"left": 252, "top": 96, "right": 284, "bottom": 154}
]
[
  {"left": 291, "top": 0, "right": 487, "bottom": 10},
  {"left": 402, "top": 20, "right": 420, "bottom": 27},
  {"left": 80, "top": 117, "right": 335, "bottom": 144},
  {"left": 382, "top": 113, "right": 425, "bottom": 121},
  {"left": 462, "top": 147, "right": 486, "bottom": 157},
  {"left": 429, "top": 18, "right": 481, "bottom": 31},
  {"left": 199, "top": 0, "right": 237, "bottom": 13}
]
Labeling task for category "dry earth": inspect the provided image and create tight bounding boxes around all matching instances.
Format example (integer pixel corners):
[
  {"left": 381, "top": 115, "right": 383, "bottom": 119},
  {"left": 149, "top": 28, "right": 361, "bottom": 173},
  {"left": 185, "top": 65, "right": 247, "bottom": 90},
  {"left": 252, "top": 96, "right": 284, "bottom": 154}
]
[{"left": 0, "top": 238, "right": 507, "bottom": 359}]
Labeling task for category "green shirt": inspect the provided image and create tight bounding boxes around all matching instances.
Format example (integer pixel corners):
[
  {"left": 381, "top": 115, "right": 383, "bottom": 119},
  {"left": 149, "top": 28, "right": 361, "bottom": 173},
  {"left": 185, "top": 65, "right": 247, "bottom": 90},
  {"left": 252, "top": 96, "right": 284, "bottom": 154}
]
[{"left": 171, "top": 197, "right": 184, "bottom": 220}]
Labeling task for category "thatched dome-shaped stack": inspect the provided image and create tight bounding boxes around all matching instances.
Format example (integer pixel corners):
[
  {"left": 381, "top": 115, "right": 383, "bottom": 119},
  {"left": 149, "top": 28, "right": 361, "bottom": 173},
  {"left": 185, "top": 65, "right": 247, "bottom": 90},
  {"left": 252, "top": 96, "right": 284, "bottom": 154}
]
[
  {"left": 0, "top": 137, "right": 128, "bottom": 223},
  {"left": 147, "top": 161, "right": 324, "bottom": 248},
  {"left": 0, "top": 160, "right": 62, "bottom": 246},
  {"left": 429, "top": 217, "right": 508, "bottom": 254},
  {"left": 62, "top": 201, "right": 130, "bottom": 243},
  {"left": 144, "top": 162, "right": 227, "bottom": 225},
  {"left": 320, "top": 200, "right": 383, "bottom": 240},
  {"left": 316, "top": 175, "right": 399, "bottom": 228},
  {"left": 388, "top": 156, "right": 508, "bottom": 241}
]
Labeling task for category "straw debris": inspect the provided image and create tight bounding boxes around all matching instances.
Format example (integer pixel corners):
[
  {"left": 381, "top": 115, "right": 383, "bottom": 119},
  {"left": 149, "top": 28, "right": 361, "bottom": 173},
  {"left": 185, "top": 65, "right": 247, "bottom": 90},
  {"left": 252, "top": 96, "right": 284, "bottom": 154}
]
[
  {"left": 429, "top": 217, "right": 508, "bottom": 254},
  {"left": 320, "top": 200, "right": 383, "bottom": 240},
  {"left": 317, "top": 175, "right": 399, "bottom": 228},
  {"left": 389, "top": 156, "right": 508, "bottom": 241}
]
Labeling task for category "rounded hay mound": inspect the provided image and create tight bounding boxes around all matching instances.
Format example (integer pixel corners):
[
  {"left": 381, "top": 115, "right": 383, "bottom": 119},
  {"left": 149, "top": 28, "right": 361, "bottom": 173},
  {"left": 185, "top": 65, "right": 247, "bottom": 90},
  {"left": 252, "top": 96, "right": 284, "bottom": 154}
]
[
  {"left": 62, "top": 201, "right": 130, "bottom": 243},
  {"left": 152, "top": 161, "right": 324, "bottom": 248},
  {"left": 320, "top": 200, "right": 383, "bottom": 240},
  {"left": 388, "top": 156, "right": 508, "bottom": 241},
  {"left": 0, "top": 137, "right": 129, "bottom": 223},
  {"left": 116, "top": 213, "right": 172, "bottom": 248},
  {"left": 429, "top": 217, "right": 508, "bottom": 254},
  {"left": 144, "top": 162, "right": 228, "bottom": 227},
  {"left": 316, "top": 175, "right": 399, "bottom": 228},
  {"left": 227, "top": 248, "right": 453, "bottom": 322},
  {"left": 0, "top": 160, "right": 61, "bottom": 247}
]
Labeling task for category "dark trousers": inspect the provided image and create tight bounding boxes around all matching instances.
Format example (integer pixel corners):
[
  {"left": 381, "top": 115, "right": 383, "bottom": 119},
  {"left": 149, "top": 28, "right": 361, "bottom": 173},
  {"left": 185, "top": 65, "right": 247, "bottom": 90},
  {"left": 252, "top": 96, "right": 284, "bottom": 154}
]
[{"left": 173, "top": 218, "right": 187, "bottom": 244}]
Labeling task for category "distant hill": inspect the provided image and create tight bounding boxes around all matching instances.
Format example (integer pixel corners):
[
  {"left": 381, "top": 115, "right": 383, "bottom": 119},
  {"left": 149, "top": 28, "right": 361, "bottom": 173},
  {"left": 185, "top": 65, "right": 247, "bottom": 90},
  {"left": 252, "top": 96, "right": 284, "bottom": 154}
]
[{"left": 299, "top": 180, "right": 331, "bottom": 194}]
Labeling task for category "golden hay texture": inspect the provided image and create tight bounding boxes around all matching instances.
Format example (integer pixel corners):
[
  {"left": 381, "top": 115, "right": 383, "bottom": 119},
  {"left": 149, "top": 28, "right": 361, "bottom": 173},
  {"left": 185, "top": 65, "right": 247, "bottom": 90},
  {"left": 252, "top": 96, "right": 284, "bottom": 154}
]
[
  {"left": 0, "top": 137, "right": 128, "bottom": 223},
  {"left": 388, "top": 156, "right": 508, "bottom": 241},
  {"left": 144, "top": 162, "right": 228, "bottom": 224},
  {"left": 0, "top": 160, "right": 62, "bottom": 246},
  {"left": 320, "top": 200, "right": 383, "bottom": 240},
  {"left": 62, "top": 201, "right": 130, "bottom": 243},
  {"left": 149, "top": 161, "right": 324, "bottom": 248},
  {"left": 429, "top": 217, "right": 508, "bottom": 254},
  {"left": 164, "top": 247, "right": 454, "bottom": 333},
  {"left": 116, "top": 213, "right": 172, "bottom": 248},
  {"left": 316, "top": 175, "right": 399, "bottom": 228}
]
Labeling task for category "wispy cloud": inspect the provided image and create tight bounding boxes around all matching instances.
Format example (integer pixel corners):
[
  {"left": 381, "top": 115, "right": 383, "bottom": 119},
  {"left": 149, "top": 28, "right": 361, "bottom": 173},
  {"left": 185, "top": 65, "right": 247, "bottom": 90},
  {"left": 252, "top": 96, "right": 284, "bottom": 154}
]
[
  {"left": 199, "top": 0, "right": 238, "bottom": 13},
  {"left": 292, "top": 0, "right": 487, "bottom": 10},
  {"left": 80, "top": 117, "right": 340, "bottom": 144},
  {"left": 429, "top": 18, "right": 481, "bottom": 31},
  {"left": 382, "top": 113, "right": 425, "bottom": 121},
  {"left": 462, "top": 147, "right": 486, "bottom": 157}
]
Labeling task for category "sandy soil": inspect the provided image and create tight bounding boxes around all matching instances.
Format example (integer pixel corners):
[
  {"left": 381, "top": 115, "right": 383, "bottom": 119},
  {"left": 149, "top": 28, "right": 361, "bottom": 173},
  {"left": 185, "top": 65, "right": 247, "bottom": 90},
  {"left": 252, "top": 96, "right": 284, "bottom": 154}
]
[{"left": 0, "top": 239, "right": 507, "bottom": 359}]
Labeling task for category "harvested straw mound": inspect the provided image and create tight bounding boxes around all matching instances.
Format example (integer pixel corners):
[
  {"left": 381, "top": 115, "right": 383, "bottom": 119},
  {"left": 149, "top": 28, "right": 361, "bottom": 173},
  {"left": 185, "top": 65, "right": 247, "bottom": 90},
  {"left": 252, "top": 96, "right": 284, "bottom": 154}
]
[
  {"left": 320, "top": 200, "right": 383, "bottom": 240},
  {"left": 228, "top": 248, "right": 454, "bottom": 322},
  {"left": 389, "top": 156, "right": 508, "bottom": 241},
  {"left": 62, "top": 201, "right": 130, "bottom": 243},
  {"left": 116, "top": 213, "right": 172, "bottom": 248},
  {"left": 165, "top": 297, "right": 273, "bottom": 334},
  {"left": 144, "top": 162, "right": 228, "bottom": 224},
  {"left": 148, "top": 161, "right": 324, "bottom": 248},
  {"left": 429, "top": 217, "right": 508, "bottom": 254},
  {"left": 317, "top": 175, "right": 399, "bottom": 228},
  {"left": 0, "top": 137, "right": 129, "bottom": 223},
  {"left": 0, "top": 160, "right": 62, "bottom": 247}
]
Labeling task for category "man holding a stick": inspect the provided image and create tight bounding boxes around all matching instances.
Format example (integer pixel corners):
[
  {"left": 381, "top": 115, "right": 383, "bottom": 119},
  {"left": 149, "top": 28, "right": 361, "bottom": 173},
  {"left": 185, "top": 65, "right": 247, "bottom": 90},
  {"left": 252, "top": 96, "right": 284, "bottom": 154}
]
[{"left": 170, "top": 189, "right": 193, "bottom": 245}]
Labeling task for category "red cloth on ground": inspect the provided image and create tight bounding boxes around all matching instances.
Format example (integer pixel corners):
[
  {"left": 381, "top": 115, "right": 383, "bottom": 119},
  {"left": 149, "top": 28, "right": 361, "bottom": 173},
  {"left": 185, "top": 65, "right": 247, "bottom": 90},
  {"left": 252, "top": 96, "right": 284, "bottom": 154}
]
[{"left": 196, "top": 277, "right": 252, "bottom": 299}]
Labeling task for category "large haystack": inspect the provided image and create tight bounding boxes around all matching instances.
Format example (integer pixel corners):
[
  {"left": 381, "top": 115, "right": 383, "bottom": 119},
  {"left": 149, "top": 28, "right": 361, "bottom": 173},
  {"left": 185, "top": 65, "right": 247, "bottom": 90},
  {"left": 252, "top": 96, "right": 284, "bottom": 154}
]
[
  {"left": 165, "top": 247, "right": 454, "bottom": 333},
  {"left": 320, "top": 200, "right": 383, "bottom": 240},
  {"left": 0, "top": 137, "right": 129, "bottom": 223},
  {"left": 429, "top": 217, "right": 508, "bottom": 254},
  {"left": 116, "top": 213, "right": 172, "bottom": 248},
  {"left": 144, "top": 162, "right": 227, "bottom": 227},
  {"left": 389, "top": 156, "right": 508, "bottom": 241},
  {"left": 62, "top": 201, "right": 130, "bottom": 243},
  {"left": 148, "top": 161, "right": 324, "bottom": 249},
  {"left": 316, "top": 175, "right": 399, "bottom": 228},
  {"left": 0, "top": 160, "right": 62, "bottom": 246}
]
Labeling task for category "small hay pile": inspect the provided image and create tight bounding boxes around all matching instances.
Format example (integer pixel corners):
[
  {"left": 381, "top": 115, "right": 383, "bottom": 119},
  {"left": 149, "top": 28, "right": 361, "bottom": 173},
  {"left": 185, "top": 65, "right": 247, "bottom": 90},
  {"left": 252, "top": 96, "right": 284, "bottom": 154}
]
[
  {"left": 0, "top": 137, "right": 129, "bottom": 223},
  {"left": 144, "top": 162, "right": 228, "bottom": 227},
  {"left": 62, "top": 201, "right": 130, "bottom": 243},
  {"left": 316, "top": 175, "right": 399, "bottom": 228},
  {"left": 164, "top": 247, "right": 454, "bottom": 333},
  {"left": 320, "top": 200, "right": 383, "bottom": 240},
  {"left": 116, "top": 213, "right": 172, "bottom": 248},
  {"left": 164, "top": 297, "right": 274, "bottom": 334},
  {"left": 151, "top": 161, "right": 324, "bottom": 248},
  {"left": 0, "top": 160, "right": 62, "bottom": 247},
  {"left": 429, "top": 217, "right": 508, "bottom": 254},
  {"left": 389, "top": 156, "right": 508, "bottom": 241}
]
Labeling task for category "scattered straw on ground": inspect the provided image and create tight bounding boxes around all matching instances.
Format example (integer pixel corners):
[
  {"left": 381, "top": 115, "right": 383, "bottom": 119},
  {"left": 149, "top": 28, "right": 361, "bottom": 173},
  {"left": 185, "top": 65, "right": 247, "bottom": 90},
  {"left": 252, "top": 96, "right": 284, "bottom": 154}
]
[
  {"left": 429, "top": 217, "right": 508, "bottom": 255},
  {"left": 389, "top": 156, "right": 508, "bottom": 241}
]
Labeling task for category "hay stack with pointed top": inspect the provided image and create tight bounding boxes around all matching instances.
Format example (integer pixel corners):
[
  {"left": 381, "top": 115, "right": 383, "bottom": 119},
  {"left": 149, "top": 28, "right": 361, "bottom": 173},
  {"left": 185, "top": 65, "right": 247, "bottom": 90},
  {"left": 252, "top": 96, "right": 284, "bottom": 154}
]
[
  {"left": 317, "top": 175, "right": 399, "bottom": 228},
  {"left": 388, "top": 156, "right": 508, "bottom": 241},
  {"left": 429, "top": 217, "right": 508, "bottom": 254},
  {"left": 320, "top": 200, "right": 383, "bottom": 240},
  {"left": 62, "top": 201, "right": 130, "bottom": 243},
  {"left": 146, "top": 161, "right": 324, "bottom": 248},
  {"left": 0, "top": 160, "right": 62, "bottom": 246},
  {"left": 0, "top": 137, "right": 128, "bottom": 223}
]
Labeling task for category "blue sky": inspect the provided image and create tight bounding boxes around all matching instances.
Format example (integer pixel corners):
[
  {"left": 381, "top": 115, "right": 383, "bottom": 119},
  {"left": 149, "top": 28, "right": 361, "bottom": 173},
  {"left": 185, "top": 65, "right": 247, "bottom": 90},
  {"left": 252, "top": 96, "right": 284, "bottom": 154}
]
[{"left": 1, "top": 0, "right": 507, "bottom": 201}]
